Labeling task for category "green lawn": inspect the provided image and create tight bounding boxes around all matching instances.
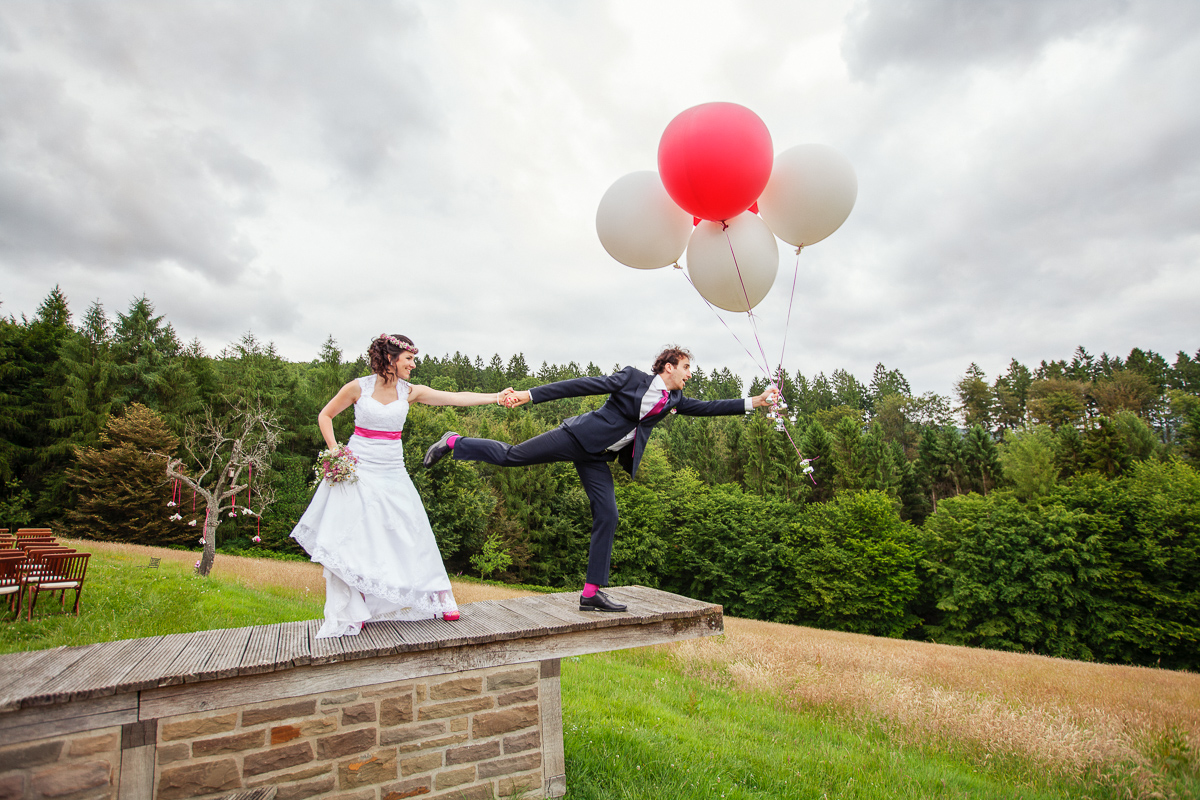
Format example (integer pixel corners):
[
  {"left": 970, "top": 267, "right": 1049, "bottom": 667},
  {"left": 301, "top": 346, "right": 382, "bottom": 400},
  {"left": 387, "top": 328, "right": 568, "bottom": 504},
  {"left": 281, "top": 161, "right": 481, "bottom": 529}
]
[
  {"left": 0, "top": 551, "right": 322, "bottom": 654},
  {"left": 561, "top": 650, "right": 1090, "bottom": 800}
]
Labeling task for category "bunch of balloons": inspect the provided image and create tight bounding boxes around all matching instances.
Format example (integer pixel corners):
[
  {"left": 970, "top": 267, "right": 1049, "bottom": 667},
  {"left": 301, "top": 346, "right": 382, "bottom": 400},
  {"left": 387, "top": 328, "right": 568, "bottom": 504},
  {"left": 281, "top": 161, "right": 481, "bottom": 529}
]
[{"left": 596, "top": 102, "right": 858, "bottom": 313}]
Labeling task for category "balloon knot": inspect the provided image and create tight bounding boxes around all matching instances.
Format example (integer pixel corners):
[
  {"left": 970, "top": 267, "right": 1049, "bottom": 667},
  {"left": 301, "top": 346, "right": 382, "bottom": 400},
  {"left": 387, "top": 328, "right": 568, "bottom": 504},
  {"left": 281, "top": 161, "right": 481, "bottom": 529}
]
[
  {"left": 795, "top": 245, "right": 805, "bottom": 255},
  {"left": 672, "top": 262, "right": 682, "bottom": 270},
  {"left": 720, "top": 221, "right": 730, "bottom": 231}
]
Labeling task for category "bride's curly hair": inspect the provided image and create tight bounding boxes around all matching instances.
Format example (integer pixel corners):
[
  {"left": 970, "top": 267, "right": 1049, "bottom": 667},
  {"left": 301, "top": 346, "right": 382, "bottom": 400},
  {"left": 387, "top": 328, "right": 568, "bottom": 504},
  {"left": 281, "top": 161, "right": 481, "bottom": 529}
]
[{"left": 367, "top": 333, "right": 417, "bottom": 378}]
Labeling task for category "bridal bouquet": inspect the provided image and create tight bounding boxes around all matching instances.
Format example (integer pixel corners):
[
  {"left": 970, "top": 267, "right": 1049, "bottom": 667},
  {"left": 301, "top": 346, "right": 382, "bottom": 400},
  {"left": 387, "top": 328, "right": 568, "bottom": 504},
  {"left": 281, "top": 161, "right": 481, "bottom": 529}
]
[{"left": 313, "top": 445, "right": 360, "bottom": 487}]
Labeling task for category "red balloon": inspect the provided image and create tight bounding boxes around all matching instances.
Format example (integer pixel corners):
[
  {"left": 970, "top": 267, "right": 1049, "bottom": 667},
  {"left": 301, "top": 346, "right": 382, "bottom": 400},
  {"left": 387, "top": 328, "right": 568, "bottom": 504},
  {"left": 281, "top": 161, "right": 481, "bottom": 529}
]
[{"left": 657, "top": 102, "right": 773, "bottom": 222}]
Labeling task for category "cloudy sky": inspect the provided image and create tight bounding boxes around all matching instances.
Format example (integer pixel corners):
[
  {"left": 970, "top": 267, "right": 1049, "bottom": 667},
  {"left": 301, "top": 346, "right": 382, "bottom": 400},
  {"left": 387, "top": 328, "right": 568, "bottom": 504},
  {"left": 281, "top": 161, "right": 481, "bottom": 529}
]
[{"left": 2, "top": 0, "right": 1197, "bottom": 397}]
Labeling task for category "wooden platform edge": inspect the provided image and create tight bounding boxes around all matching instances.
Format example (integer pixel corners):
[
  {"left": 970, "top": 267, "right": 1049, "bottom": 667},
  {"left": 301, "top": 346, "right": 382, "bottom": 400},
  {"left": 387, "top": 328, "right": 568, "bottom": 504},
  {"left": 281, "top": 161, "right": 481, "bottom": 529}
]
[{"left": 0, "top": 586, "right": 723, "bottom": 716}]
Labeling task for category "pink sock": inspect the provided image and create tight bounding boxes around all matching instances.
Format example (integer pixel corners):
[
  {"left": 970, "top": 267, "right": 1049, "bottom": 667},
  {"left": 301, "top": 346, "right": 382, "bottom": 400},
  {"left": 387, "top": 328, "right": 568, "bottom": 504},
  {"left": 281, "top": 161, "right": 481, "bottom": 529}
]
[
  {"left": 447, "top": 434, "right": 460, "bottom": 448},
  {"left": 582, "top": 583, "right": 599, "bottom": 598}
]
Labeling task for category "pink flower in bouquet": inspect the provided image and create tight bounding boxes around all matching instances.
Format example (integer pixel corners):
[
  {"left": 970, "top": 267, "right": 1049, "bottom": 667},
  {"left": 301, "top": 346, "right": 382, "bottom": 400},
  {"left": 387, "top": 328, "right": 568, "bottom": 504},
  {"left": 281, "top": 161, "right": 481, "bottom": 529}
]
[{"left": 312, "top": 444, "right": 360, "bottom": 487}]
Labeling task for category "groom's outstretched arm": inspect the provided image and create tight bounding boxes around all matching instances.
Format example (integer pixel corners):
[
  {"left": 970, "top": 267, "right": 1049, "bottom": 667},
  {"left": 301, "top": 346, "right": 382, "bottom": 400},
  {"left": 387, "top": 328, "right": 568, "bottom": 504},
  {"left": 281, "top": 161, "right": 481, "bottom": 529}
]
[{"left": 507, "top": 366, "right": 638, "bottom": 407}]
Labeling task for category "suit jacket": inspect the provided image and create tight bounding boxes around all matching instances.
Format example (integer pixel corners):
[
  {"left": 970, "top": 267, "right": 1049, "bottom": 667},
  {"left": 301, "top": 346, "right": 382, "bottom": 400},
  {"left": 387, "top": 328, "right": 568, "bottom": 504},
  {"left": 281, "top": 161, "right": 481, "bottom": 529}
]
[{"left": 529, "top": 366, "right": 747, "bottom": 477}]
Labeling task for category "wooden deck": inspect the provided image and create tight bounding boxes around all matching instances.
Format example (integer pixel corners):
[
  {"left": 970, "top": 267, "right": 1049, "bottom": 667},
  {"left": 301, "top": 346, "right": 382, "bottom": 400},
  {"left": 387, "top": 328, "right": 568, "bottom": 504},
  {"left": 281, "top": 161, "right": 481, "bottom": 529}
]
[{"left": 0, "top": 585, "right": 722, "bottom": 717}]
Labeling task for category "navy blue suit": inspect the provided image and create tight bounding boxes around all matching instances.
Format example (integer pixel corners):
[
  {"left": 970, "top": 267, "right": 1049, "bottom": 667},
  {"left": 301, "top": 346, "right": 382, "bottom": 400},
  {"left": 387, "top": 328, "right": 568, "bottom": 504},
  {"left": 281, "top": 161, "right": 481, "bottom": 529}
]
[{"left": 453, "top": 367, "right": 747, "bottom": 585}]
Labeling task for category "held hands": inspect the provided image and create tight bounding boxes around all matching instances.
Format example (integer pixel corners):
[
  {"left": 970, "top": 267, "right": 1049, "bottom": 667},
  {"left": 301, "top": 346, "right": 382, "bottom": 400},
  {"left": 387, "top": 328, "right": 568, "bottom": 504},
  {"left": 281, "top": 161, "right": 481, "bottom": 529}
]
[{"left": 496, "top": 388, "right": 532, "bottom": 408}]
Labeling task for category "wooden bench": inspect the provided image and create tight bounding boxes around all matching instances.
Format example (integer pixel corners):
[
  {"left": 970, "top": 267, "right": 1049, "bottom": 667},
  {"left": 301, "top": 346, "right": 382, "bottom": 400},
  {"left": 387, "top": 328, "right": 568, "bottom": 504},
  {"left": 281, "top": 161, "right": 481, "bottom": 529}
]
[{"left": 0, "top": 585, "right": 722, "bottom": 799}]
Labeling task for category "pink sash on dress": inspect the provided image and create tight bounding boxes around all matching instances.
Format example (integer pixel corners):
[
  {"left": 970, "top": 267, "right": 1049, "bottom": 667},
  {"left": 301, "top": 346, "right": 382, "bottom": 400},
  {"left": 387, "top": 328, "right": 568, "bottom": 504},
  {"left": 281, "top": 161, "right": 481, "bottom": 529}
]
[{"left": 354, "top": 426, "right": 403, "bottom": 440}]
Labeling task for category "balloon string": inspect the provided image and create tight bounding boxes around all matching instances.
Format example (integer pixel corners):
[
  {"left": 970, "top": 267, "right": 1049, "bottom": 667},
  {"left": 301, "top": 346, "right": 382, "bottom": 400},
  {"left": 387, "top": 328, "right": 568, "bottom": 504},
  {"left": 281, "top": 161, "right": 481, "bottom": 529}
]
[
  {"left": 677, "top": 262, "right": 813, "bottom": 477},
  {"left": 723, "top": 230, "right": 774, "bottom": 379},
  {"left": 777, "top": 247, "right": 804, "bottom": 374}
]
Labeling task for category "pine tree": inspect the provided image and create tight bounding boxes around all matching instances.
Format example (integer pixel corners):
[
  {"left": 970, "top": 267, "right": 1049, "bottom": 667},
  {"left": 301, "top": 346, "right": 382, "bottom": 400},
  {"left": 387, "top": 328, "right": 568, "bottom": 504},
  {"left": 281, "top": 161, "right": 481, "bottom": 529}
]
[{"left": 62, "top": 404, "right": 182, "bottom": 545}]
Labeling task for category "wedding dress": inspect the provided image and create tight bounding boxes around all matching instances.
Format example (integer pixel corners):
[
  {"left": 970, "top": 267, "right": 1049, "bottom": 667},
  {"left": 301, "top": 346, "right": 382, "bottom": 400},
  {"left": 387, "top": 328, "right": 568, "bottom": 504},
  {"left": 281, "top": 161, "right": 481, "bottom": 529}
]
[{"left": 291, "top": 374, "right": 457, "bottom": 637}]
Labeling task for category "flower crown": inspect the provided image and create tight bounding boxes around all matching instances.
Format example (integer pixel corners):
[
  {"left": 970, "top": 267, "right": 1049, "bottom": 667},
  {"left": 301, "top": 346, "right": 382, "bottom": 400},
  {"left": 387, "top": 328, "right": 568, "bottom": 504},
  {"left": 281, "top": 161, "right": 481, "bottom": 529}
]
[{"left": 378, "top": 333, "right": 418, "bottom": 355}]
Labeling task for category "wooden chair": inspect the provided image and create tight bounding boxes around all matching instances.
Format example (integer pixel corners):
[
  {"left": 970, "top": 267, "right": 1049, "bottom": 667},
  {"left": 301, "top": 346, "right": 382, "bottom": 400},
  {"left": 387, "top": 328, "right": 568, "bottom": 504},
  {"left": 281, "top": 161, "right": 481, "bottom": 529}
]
[
  {"left": 23, "top": 552, "right": 90, "bottom": 621},
  {"left": 0, "top": 536, "right": 15, "bottom": 550},
  {"left": 0, "top": 552, "right": 24, "bottom": 619},
  {"left": 15, "top": 528, "right": 53, "bottom": 537}
]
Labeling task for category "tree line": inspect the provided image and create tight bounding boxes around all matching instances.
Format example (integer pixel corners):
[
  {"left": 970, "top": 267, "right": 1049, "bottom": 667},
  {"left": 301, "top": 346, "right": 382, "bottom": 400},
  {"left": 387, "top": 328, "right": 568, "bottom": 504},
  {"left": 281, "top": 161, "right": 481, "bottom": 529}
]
[{"left": 3, "top": 287, "right": 1198, "bottom": 670}]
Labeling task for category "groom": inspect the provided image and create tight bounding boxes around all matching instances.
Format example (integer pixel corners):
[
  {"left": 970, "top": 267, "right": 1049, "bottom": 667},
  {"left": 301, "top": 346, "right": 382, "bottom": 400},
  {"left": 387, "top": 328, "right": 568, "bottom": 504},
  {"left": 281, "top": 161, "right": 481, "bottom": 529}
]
[{"left": 423, "top": 346, "right": 776, "bottom": 612}]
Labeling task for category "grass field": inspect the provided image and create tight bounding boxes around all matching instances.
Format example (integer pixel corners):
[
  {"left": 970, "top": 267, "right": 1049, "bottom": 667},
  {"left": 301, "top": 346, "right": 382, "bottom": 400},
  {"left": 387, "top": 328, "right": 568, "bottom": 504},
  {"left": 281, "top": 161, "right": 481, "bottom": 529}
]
[{"left": 2, "top": 540, "right": 1197, "bottom": 799}]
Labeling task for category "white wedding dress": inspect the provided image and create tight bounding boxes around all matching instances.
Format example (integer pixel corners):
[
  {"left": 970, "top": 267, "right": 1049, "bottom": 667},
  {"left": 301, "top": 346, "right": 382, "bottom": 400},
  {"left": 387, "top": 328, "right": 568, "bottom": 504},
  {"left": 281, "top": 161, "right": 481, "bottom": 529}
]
[{"left": 291, "top": 374, "right": 457, "bottom": 637}]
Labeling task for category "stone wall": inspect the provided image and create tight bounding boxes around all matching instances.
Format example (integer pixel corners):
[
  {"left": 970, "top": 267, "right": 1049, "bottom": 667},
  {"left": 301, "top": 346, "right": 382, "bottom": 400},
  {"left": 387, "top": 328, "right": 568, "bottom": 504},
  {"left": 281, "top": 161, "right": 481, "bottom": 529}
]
[{"left": 0, "top": 662, "right": 560, "bottom": 800}]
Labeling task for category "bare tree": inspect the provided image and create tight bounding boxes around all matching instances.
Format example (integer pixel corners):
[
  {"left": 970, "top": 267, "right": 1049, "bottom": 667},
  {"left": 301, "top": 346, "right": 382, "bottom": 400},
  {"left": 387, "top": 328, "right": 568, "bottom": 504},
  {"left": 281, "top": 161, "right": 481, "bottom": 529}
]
[{"left": 151, "top": 403, "right": 281, "bottom": 576}]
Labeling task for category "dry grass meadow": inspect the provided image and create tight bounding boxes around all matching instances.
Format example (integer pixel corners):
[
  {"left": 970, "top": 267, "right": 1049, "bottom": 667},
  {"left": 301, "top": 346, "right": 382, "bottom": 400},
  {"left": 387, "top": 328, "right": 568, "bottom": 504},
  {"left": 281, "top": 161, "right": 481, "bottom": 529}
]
[{"left": 67, "top": 538, "right": 1200, "bottom": 795}]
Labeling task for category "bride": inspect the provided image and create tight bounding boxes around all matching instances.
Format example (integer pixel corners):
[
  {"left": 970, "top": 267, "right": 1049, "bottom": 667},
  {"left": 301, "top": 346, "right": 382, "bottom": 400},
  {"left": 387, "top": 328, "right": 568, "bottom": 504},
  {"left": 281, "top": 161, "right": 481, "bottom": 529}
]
[{"left": 291, "top": 333, "right": 512, "bottom": 637}]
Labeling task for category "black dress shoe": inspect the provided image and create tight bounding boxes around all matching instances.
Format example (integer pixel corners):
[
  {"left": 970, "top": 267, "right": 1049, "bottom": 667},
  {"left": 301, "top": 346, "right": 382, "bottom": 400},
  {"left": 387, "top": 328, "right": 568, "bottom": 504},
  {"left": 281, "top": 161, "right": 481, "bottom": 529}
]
[
  {"left": 423, "top": 431, "right": 459, "bottom": 468},
  {"left": 579, "top": 590, "right": 627, "bottom": 612}
]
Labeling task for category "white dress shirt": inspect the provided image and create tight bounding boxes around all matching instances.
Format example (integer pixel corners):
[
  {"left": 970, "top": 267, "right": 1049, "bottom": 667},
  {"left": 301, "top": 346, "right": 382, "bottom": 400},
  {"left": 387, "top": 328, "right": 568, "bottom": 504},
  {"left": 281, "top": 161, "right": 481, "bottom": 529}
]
[{"left": 606, "top": 376, "right": 754, "bottom": 451}]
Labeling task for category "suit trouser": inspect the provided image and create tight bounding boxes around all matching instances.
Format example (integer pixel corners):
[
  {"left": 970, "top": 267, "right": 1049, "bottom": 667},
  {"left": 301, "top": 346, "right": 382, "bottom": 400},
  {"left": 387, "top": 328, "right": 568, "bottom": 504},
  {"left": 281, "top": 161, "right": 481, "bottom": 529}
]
[{"left": 453, "top": 428, "right": 619, "bottom": 586}]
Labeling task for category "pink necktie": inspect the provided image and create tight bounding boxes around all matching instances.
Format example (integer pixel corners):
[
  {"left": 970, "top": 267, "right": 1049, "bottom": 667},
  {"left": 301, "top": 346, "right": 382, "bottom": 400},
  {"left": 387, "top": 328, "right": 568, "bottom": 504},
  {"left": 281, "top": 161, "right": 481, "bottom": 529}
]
[{"left": 645, "top": 390, "right": 669, "bottom": 419}]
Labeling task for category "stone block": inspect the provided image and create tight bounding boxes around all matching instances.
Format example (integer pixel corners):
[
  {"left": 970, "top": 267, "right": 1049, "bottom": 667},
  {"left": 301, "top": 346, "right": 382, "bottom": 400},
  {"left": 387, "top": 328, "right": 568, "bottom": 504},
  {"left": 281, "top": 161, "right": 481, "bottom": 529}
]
[
  {"left": 0, "top": 740, "right": 62, "bottom": 771},
  {"left": 246, "top": 764, "right": 332, "bottom": 788},
  {"left": 338, "top": 749, "right": 398, "bottom": 789},
  {"left": 379, "top": 721, "right": 446, "bottom": 746},
  {"left": 301, "top": 716, "right": 339, "bottom": 737},
  {"left": 416, "top": 697, "right": 494, "bottom": 721},
  {"left": 503, "top": 730, "right": 541, "bottom": 754},
  {"left": 157, "top": 759, "right": 240, "bottom": 800},
  {"left": 429, "top": 783, "right": 492, "bottom": 800},
  {"left": 380, "top": 693, "right": 414, "bottom": 726},
  {"left": 434, "top": 766, "right": 476, "bottom": 790},
  {"left": 342, "top": 702, "right": 378, "bottom": 725},
  {"left": 243, "top": 742, "right": 315, "bottom": 777},
  {"left": 380, "top": 775, "right": 431, "bottom": 799},
  {"left": 330, "top": 791, "right": 380, "bottom": 800},
  {"left": 0, "top": 773, "right": 24, "bottom": 800},
  {"left": 156, "top": 743, "right": 191, "bottom": 764},
  {"left": 275, "top": 774, "right": 337, "bottom": 800},
  {"left": 497, "top": 687, "right": 538, "bottom": 707},
  {"left": 472, "top": 704, "right": 538, "bottom": 738},
  {"left": 192, "top": 729, "right": 266, "bottom": 757},
  {"left": 321, "top": 692, "right": 359, "bottom": 706},
  {"left": 449, "top": 717, "right": 469, "bottom": 732},
  {"left": 428, "top": 677, "right": 482, "bottom": 700},
  {"left": 68, "top": 732, "right": 119, "bottom": 757},
  {"left": 362, "top": 681, "right": 413, "bottom": 699},
  {"left": 478, "top": 751, "right": 542, "bottom": 779},
  {"left": 445, "top": 740, "right": 501, "bottom": 765},
  {"left": 242, "top": 699, "right": 318, "bottom": 726},
  {"left": 318, "top": 728, "right": 377, "bottom": 760},
  {"left": 272, "top": 724, "right": 302, "bottom": 745},
  {"left": 159, "top": 712, "right": 237, "bottom": 741},
  {"left": 415, "top": 684, "right": 427, "bottom": 702},
  {"left": 486, "top": 667, "right": 538, "bottom": 692},
  {"left": 399, "top": 751, "right": 442, "bottom": 777},
  {"left": 31, "top": 760, "right": 111, "bottom": 797},
  {"left": 499, "top": 771, "right": 542, "bottom": 798},
  {"left": 395, "top": 733, "right": 468, "bottom": 755}
]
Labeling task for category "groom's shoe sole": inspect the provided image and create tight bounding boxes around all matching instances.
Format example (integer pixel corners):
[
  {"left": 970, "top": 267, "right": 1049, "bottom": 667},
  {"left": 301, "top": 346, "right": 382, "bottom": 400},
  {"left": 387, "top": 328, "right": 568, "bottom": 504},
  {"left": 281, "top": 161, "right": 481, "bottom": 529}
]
[
  {"left": 578, "top": 591, "right": 627, "bottom": 612},
  {"left": 423, "top": 431, "right": 459, "bottom": 468}
]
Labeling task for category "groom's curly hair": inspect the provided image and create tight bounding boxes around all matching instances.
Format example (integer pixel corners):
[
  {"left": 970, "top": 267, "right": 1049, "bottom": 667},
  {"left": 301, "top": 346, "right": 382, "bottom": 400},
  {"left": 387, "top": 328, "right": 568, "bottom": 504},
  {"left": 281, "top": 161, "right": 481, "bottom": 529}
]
[
  {"left": 652, "top": 346, "right": 692, "bottom": 375},
  {"left": 368, "top": 334, "right": 416, "bottom": 378}
]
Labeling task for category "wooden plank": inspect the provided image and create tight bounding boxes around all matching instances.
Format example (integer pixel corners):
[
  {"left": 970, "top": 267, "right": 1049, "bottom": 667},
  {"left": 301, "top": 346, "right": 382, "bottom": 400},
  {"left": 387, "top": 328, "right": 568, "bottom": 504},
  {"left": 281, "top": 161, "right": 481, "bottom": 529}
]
[
  {"left": 620, "top": 585, "right": 720, "bottom": 618},
  {"left": 118, "top": 632, "right": 203, "bottom": 691},
  {"left": 0, "top": 693, "right": 138, "bottom": 742},
  {"left": 31, "top": 637, "right": 161, "bottom": 704},
  {"left": 493, "top": 598, "right": 575, "bottom": 634},
  {"left": 539, "top": 658, "right": 566, "bottom": 799},
  {"left": 521, "top": 593, "right": 627, "bottom": 632},
  {"left": 238, "top": 624, "right": 287, "bottom": 676},
  {"left": 165, "top": 628, "right": 232, "bottom": 685},
  {"left": 310, "top": 627, "right": 351, "bottom": 665},
  {"left": 117, "top": 744, "right": 155, "bottom": 799},
  {"left": 195, "top": 627, "right": 254, "bottom": 681},
  {"left": 277, "top": 620, "right": 316, "bottom": 668},
  {"left": 0, "top": 644, "right": 103, "bottom": 712},
  {"left": 141, "top": 612, "right": 723, "bottom": 720},
  {"left": 0, "top": 648, "right": 67, "bottom": 697}
]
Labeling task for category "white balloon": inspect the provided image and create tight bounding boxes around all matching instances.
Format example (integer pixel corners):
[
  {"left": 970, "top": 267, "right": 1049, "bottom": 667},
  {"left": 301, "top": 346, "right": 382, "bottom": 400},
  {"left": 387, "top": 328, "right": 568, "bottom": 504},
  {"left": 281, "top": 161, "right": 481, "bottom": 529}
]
[
  {"left": 757, "top": 144, "right": 857, "bottom": 247},
  {"left": 595, "top": 171, "right": 693, "bottom": 269},
  {"left": 685, "top": 211, "right": 779, "bottom": 312}
]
